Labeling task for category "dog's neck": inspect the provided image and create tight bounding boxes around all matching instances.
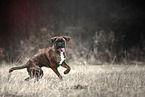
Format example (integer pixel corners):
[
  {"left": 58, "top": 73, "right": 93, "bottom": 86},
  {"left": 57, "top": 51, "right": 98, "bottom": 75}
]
[{"left": 52, "top": 45, "right": 65, "bottom": 56}]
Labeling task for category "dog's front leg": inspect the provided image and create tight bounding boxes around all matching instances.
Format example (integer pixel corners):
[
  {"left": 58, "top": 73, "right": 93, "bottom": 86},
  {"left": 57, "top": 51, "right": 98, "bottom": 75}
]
[
  {"left": 61, "top": 61, "right": 71, "bottom": 74},
  {"left": 49, "top": 53, "right": 63, "bottom": 80},
  {"left": 51, "top": 67, "right": 63, "bottom": 80}
]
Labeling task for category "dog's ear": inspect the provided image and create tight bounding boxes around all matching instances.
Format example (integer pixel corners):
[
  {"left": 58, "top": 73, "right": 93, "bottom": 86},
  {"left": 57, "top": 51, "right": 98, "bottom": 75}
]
[
  {"left": 51, "top": 37, "right": 57, "bottom": 43},
  {"left": 63, "top": 36, "right": 70, "bottom": 42}
]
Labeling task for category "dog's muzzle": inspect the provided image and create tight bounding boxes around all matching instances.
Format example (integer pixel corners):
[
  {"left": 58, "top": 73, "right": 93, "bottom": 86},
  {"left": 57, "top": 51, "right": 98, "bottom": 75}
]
[{"left": 56, "top": 42, "right": 65, "bottom": 52}]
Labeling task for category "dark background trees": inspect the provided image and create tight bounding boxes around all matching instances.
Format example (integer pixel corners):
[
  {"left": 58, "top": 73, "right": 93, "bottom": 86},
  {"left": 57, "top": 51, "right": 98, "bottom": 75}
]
[{"left": 0, "top": 0, "right": 145, "bottom": 64}]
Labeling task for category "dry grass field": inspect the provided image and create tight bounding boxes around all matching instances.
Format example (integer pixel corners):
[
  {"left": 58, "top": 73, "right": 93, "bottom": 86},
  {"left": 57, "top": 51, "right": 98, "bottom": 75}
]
[{"left": 0, "top": 64, "right": 145, "bottom": 97}]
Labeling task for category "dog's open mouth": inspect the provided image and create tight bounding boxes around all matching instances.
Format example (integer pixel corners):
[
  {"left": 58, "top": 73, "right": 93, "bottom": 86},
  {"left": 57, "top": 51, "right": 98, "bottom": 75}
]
[{"left": 57, "top": 48, "right": 65, "bottom": 52}]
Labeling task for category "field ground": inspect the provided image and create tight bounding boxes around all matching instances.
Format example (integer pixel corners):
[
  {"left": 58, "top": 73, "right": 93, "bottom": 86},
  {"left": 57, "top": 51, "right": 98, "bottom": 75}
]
[{"left": 0, "top": 64, "right": 145, "bottom": 97}]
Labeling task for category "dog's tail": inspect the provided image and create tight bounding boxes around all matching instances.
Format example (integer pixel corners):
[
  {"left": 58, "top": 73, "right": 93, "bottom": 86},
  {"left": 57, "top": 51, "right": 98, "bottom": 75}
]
[{"left": 9, "top": 64, "right": 27, "bottom": 73}]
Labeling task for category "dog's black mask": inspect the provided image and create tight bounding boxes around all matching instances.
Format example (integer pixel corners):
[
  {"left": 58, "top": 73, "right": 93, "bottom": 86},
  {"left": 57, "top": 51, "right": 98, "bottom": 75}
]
[
  {"left": 56, "top": 39, "right": 65, "bottom": 49},
  {"left": 51, "top": 36, "right": 70, "bottom": 52}
]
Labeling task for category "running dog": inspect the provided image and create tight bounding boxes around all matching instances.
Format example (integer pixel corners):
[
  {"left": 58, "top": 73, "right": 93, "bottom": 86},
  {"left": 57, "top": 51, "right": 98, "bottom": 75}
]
[{"left": 9, "top": 36, "right": 71, "bottom": 81}]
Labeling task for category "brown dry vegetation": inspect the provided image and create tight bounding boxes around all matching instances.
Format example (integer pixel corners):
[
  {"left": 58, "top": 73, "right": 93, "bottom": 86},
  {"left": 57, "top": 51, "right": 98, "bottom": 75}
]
[{"left": 0, "top": 64, "right": 145, "bottom": 97}]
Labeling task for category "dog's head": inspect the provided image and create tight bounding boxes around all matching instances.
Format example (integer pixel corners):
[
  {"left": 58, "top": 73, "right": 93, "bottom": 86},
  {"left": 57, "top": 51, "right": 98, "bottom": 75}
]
[{"left": 51, "top": 36, "right": 70, "bottom": 52}]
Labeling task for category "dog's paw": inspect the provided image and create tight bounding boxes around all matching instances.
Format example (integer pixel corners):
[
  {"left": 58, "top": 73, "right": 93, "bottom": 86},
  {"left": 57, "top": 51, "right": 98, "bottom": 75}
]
[
  {"left": 64, "top": 70, "right": 70, "bottom": 74},
  {"left": 59, "top": 75, "right": 63, "bottom": 81},
  {"left": 9, "top": 69, "right": 13, "bottom": 73}
]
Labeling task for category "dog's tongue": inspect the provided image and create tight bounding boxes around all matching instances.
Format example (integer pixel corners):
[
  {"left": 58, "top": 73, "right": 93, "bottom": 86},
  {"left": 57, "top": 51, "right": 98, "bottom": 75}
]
[
  {"left": 58, "top": 48, "right": 65, "bottom": 52},
  {"left": 60, "top": 48, "right": 65, "bottom": 52}
]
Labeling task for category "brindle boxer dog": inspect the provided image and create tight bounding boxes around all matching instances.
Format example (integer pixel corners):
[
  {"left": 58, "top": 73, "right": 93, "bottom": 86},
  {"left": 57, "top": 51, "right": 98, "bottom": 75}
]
[{"left": 9, "top": 36, "right": 71, "bottom": 81}]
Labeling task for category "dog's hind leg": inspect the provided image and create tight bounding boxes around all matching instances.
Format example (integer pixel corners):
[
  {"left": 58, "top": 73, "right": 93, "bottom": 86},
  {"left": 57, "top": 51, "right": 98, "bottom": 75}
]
[
  {"left": 26, "top": 68, "right": 44, "bottom": 81},
  {"left": 35, "top": 68, "right": 44, "bottom": 81},
  {"left": 25, "top": 68, "right": 35, "bottom": 81}
]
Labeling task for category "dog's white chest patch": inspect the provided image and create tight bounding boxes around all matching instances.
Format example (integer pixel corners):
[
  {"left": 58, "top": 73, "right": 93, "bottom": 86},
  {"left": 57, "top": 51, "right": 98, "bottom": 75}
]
[{"left": 59, "top": 51, "right": 66, "bottom": 65}]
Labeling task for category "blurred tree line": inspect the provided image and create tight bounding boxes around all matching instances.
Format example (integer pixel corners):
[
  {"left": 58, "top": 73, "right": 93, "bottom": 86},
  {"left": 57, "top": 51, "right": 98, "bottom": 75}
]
[{"left": 0, "top": 0, "right": 145, "bottom": 64}]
